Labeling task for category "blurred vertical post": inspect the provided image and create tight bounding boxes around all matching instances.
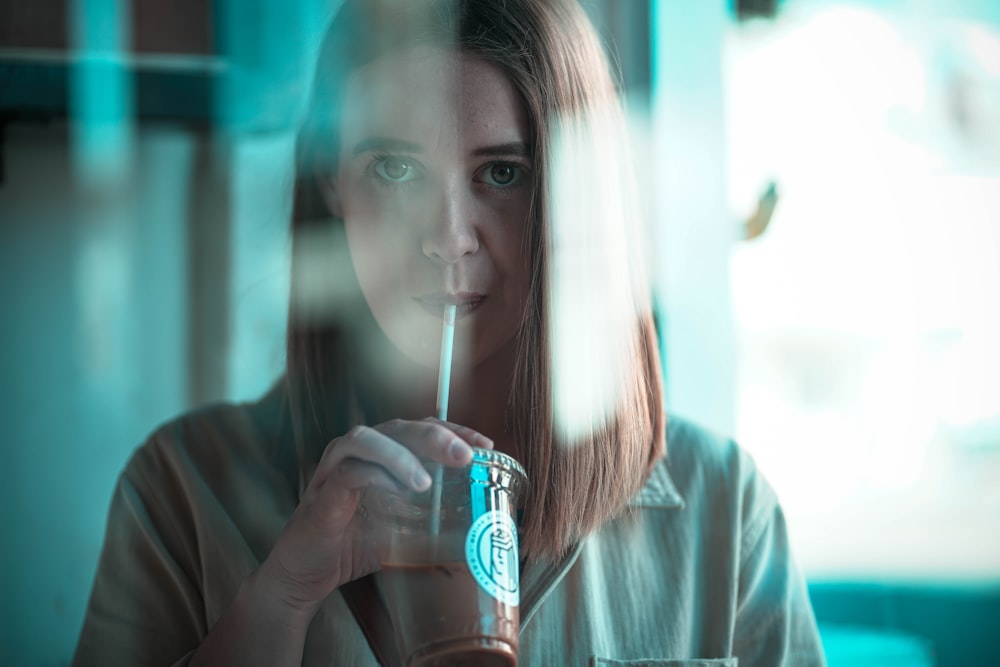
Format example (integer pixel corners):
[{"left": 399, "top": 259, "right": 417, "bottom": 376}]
[
  {"left": 63, "top": 0, "right": 141, "bottom": 661},
  {"left": 651, "top": 0, "right": 736, "bottom": 435},
  {"left": 69, "top": 0, "right": 133, "bottom": 188},
  {"left": 201, "top": 0, "right": 329, "bottom": 403},
  {"left": 68, "top": 0, "right": 136, "bottom": 406}
]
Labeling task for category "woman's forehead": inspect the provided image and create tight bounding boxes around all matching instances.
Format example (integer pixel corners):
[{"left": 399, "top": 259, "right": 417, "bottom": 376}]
[{"left": 339, "top": 47, "right": 530, "bottom": 155}]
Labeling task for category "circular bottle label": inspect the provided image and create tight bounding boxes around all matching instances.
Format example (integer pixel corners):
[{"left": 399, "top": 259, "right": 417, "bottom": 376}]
[{"left": 464, "top": 510, "right": 519, "bottom": 606}]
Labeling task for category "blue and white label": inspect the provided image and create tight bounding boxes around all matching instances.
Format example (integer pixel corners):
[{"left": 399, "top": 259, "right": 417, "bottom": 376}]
[{"left": 465, "top": 510, "right": 519, "bottom": 606}]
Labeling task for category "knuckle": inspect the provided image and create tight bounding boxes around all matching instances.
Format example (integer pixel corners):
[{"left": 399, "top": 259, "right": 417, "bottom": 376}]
[{"left": 420, "top": 420, "right": 444, "bottom": 436}]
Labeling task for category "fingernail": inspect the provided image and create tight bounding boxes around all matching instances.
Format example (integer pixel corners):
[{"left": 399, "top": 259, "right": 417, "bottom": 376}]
[
  {"left": 412, "top": 469, "right": 431, "bottom": 490},
  {"left": 448, "top": 440, "right": 472, "bottom": 461}
]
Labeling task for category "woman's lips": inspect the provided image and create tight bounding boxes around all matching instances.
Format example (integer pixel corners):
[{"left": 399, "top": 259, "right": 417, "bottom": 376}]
[{"left": 413, "top": 293, "right": 487, "bottom": 319}]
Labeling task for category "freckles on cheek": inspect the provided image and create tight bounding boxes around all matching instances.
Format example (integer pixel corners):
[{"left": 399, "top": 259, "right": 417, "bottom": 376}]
[{"left": 485, "top": 202, "right": 532, "bottom": 263}]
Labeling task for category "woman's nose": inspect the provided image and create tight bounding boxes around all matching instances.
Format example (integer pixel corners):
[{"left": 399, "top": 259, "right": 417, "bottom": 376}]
[{"left": 421, "top": 182, "right": 480, "bottom": 265}]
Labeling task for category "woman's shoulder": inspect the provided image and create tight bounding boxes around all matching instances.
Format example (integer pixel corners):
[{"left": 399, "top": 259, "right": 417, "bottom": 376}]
[
  {"left": 661, "top": 415, "right": 742, "bottom": 482},
  {"left": 123, "top": 385, "right": 292, "bottom": 491},
  {"left": 644, "top": 415, "right": 778, "bottom": 517}
]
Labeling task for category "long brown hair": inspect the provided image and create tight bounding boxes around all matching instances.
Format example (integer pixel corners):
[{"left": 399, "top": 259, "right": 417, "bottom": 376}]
[{"left": 287, "top": 0, "right": 665, "bottom": 562}]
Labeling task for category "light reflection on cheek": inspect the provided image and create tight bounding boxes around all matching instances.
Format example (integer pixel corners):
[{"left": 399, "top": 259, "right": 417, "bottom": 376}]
[
  {"left": 348, "top": 219, "right": 443, "bottom": 370},
  {"left": 356, "top": 222, "right": 412, "bottom": 276},
  {"left": 353, "top": 191, "right": 422, "bottom": 241},
  {"left": 345, "top": 211, "right": 416, "bottom": 322},
  {"left": 344, "top": 182, "right": 412, "bottom": 258}
]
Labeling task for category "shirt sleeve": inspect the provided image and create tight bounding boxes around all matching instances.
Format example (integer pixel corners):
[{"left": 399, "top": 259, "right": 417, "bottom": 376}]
[
  {"left": 72, "top": 446, "right": 206, "bottom": 667},
  {"left": 732, "top": 461, "right": 828, "bottom": 667}
]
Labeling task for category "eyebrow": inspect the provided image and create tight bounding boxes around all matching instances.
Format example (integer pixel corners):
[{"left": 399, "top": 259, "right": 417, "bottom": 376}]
[
  {"left": 472, "top": 142, "right": 533, "bottom": 159},
  {"left": 351, "top": 137, "right": 423, "bottom": 157},
  {"left": 350, "top": 137, "right": 533, "bottom": 159}
]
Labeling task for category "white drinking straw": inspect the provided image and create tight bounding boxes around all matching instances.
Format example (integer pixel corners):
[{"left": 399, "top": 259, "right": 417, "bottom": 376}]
[
  {"left": 435, "top": 304, "right": 457, "bottom": 422},
  {"left": 430, "top": 304, "right": 458, "bottom": 537}
]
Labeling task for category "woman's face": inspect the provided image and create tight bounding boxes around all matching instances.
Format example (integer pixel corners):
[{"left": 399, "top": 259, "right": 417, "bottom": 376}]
[{"left": 332, "top": 47, "right": 534, "bottom": 373}]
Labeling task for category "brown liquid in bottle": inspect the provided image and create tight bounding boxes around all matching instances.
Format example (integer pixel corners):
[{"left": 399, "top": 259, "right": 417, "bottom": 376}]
[{"left": 381, "top": 562, "right": 518, "bottom": 667}]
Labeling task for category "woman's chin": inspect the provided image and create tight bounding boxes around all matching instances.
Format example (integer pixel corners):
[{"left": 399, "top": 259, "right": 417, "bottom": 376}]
[{"left": 358, "top": 338, "right": 442, "bottom": 393}]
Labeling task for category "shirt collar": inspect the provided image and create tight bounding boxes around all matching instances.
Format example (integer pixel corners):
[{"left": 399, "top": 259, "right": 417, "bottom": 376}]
[{"left": 628, "top": 456, "right": 685, "bottom": 509}]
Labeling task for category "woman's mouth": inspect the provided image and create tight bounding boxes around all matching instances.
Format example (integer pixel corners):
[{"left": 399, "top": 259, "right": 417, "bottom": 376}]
[{"left": 413, "top": 293, "right": 487, "bottom": 319}]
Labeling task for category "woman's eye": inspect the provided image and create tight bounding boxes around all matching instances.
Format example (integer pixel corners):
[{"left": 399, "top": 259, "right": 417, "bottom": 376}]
[
  {"left": 373, "top": 155, "right": 420, "bottom": 183},
  {"left": 479, "top": 163, "right": 525, "bottom": 188}
]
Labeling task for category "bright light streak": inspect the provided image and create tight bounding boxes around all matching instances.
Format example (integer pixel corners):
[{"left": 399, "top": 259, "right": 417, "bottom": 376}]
[{"left": 547, "top": 106, "right": 641, "bottom": 444}]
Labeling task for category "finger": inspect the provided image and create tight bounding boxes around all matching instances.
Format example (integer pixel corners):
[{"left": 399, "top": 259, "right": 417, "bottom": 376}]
[
  {"left": 374, "top": 418, "right": 475, "bottom": 465},
  {"left": 430, "top": 419, "right": 495, "bottom": 450},
  {"left": 316, "top": 425, "right": 431, "bottom": 492},
  {"left": 328, "top": 457, "right": 409, "bottom": 494}
]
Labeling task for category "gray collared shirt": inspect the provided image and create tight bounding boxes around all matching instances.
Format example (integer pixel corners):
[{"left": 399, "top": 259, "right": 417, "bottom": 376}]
[
  {"left": 73, "top": 402, "right": 826, "bottom": 666},
  {"left": 517, "top": 418, "right": 826, "bottom": 666}
]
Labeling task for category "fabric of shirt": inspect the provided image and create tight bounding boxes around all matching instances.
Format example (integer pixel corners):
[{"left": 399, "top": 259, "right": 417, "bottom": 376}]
[{"left": 72, "top": 395, "right": 827, "bottom": 667}]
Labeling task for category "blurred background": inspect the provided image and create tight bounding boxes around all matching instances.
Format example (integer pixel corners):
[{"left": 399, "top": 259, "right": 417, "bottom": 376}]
[{"left": 1, "top": 0, "right": 998, "bottom": 664}]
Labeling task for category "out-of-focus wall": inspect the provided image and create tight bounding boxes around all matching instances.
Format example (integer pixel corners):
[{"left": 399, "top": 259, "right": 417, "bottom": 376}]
[
  {"left": 0, "top": 119, "right": 295, "bottom": 664},
  {"left": 1, "top": 123, "right": 192, "bottom": 663},
  {"left": 1, "top": 0, "right": 330, "bottom": 661}
]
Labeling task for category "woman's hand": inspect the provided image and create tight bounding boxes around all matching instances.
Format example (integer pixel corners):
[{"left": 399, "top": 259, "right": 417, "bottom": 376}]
[{"left": 255, "top": 417, "right": 493, "bottom": 619}]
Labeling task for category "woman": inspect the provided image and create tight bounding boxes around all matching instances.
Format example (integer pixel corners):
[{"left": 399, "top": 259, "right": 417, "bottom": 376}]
[{"left": 73, "top": 1, "right": 826, "bottom": 665}]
